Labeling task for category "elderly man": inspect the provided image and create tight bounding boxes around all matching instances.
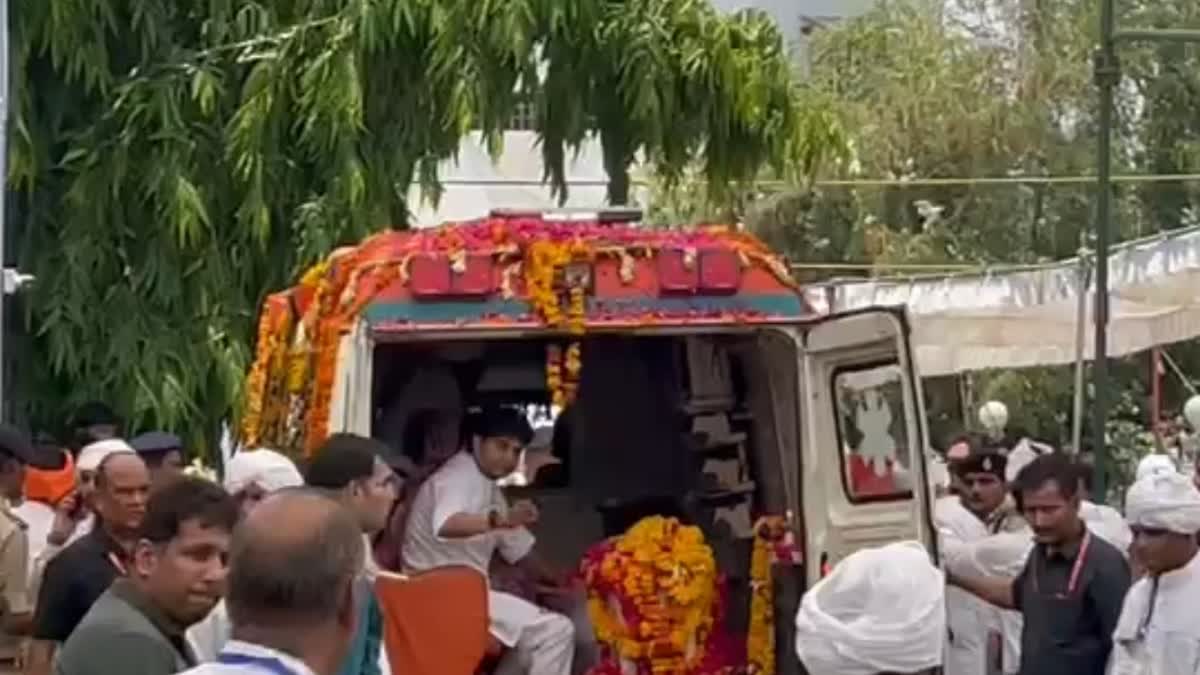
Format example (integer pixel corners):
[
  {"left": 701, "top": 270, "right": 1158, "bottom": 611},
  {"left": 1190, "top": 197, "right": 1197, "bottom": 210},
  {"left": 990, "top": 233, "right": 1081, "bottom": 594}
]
[
  {"left": 403, "top": 407, "right": 574, "bottom": 675},
  {"left": 178, "top": 490, "right": 365, "bottom": 675},
  {"left": 1108, "top": 472, "right": 1200, "bottom": 675},
  {"left": 187, "top": 449, "right": 305, "bottom": 662},
  {"left": 26, "top": 450, "right": 151, "bottom": 675}
]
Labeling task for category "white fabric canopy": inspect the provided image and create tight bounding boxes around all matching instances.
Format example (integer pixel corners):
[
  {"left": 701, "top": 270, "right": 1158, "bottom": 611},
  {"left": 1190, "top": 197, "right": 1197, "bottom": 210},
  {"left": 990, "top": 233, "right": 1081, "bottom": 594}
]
[{"left": 804, "top": 225, "right": 1200, "bottom": 376}]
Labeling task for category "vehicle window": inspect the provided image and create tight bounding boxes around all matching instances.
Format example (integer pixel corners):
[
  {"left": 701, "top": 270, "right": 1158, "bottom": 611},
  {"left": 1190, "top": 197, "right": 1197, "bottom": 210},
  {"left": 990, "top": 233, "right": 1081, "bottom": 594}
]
[{"left": 833, "top": 362, "right": 913, "bottom": 502}]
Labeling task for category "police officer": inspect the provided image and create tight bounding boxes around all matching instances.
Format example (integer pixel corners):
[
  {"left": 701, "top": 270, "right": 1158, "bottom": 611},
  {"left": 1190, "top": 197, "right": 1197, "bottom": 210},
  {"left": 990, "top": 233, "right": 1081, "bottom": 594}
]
[{"left": 0, "top": 425, "right": 60, "bottom": 638}]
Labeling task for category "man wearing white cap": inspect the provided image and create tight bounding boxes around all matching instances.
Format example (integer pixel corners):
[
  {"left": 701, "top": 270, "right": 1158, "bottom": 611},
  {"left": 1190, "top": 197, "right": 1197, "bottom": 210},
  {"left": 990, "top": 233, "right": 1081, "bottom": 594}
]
[
  {"left": 795, "top": 541, "right": 946, "bottom": 675},
  {"left": 1109, "top": 472, "right": 1200, "bottom": 675},
  {"left": 187, "top": 449, "right": 305, "bottom": 662}
]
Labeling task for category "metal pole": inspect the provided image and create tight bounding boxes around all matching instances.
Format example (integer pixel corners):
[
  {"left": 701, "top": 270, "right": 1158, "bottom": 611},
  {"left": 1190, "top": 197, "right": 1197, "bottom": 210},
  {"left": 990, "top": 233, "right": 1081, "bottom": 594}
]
[
  {"left": 1071, "top": 253, "right": 1089, "bottom": 455},
  {"left": 0, "top": 0, "right": 9, "bottom": 422},
  {"left": 1091, "top": 0, "right": 1118, "bottom": 503}
]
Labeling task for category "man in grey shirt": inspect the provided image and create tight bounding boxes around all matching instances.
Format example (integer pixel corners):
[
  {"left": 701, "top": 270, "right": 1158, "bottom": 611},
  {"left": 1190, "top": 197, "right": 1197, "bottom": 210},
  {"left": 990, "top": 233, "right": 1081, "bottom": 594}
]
[{"left": 56, "top": 476, "right": 238, "bottom": 675}]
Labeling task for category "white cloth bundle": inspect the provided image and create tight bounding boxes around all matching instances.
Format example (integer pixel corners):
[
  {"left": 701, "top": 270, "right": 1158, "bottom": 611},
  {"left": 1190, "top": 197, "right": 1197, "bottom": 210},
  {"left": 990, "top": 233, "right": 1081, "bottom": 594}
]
[
  {"left": 1080, "top": 501, "right": 1133, "bottom": 554},
  {"left": 1134, "top": 453, "right": 1177, "bottom": 482},
  {"left": 795, "top": 541, "right": 945, "bottom": 675},
  {"left": 222, "top": 448, "right": 304, "bottom": 494},
  {"left": 1005, "top": 438, "right": 1053, "bottom": 483},
  {"left": 1125, "top": 471, "right": 1200, "bottom": 534}
]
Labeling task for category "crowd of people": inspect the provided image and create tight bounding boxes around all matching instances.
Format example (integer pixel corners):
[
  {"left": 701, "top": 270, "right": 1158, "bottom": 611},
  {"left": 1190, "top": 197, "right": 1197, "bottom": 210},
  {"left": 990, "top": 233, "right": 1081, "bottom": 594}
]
[
  {"left": 2, "top": 400, "right": 1200, "bottom": 675},
  {"left": 0, "top": 404, "right": 592, "bottom": 675},
  {"left": 933, "top": 433, "right": 1200, "bottom": 675}
]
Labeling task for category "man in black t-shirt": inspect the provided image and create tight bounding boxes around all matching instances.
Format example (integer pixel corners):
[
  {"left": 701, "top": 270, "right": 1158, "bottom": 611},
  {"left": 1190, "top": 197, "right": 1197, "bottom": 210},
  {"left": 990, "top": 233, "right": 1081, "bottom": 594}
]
[
  {"left": 948, "top": 453, "right": 1130, "bottom": 675},
  {"left": 26, "top": 451, "right": 150, "bottom": 673}
]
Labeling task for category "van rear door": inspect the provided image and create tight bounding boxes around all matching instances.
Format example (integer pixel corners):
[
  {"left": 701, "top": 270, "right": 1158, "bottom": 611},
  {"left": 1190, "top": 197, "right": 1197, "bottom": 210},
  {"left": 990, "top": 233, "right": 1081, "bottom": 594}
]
[{"left": 791, "top": 307, "right": 936, "bottom": 586}]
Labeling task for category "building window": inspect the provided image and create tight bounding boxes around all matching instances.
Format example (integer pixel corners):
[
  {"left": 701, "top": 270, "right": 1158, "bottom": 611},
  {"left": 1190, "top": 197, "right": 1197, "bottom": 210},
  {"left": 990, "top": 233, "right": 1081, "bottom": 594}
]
[{"left": 508, "top": 101, "right": 537, "bottom": 131}]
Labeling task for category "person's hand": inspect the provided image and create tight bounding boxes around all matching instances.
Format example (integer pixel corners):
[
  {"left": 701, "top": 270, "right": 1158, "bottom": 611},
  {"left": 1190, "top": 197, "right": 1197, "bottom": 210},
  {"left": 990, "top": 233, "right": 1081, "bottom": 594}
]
[
  {"left": 48, "top": 492, "right": 82, "bottom": 546},
  {"left": 507, "top": 500, "right": 540, "bottom": 528}
]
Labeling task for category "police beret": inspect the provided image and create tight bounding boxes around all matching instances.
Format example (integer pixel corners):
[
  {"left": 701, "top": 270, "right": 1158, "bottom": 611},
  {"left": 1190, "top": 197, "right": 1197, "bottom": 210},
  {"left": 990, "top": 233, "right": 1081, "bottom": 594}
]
[{"left": 129, "top": 431, "right": 183, "bottom": 454}]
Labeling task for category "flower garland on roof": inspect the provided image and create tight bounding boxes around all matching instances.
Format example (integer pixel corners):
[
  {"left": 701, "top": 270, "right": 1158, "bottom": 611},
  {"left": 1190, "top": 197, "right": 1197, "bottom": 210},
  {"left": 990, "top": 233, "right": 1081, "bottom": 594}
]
[
  {"left": 526, "top": 237, "right": 590, "bottom": 407},
  {"left": 581, "top": 516, "right": 738, "bottom": 675},
  {"left": 240, "top": 217, "right": 799, "bottom": 455}
]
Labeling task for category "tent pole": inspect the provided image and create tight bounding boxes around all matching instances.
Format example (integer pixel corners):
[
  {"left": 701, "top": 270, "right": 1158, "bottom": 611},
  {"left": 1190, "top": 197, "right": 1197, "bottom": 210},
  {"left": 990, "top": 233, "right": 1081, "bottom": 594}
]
[{"left": 1071, "top": 253, "right": 1089, "bottom": 455}]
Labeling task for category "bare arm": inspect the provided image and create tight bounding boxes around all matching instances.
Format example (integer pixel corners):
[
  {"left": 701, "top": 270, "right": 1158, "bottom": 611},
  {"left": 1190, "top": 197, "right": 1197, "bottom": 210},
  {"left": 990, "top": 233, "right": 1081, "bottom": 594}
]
[
  {"left": 946, "top": 570, "right": 1016, "bottom": 610},
  {"left": 3, "top": 611, "right": 33, "bottom": 636}
]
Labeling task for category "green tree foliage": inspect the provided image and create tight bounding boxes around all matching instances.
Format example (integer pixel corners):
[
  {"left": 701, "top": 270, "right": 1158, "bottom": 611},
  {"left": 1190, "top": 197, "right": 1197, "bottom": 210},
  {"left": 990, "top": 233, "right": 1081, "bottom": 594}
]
[
  {"left": 647, "top": 0, "right": 1200, "bottom": 458},
  {"left": 10, "top": 0, "right": 839, "bottom": 447}
]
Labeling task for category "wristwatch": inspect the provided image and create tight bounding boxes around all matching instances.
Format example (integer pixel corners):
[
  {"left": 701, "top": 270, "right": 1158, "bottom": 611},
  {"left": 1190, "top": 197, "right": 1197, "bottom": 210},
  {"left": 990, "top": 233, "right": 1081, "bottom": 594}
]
[{"left": 487, "top": 509, "right": 503, "bottom": 530}]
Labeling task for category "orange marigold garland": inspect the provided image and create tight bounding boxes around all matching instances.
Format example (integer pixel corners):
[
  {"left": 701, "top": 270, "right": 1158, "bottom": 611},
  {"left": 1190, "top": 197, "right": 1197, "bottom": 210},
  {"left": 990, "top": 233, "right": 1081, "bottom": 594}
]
[
  {"left": 581, "top": 517, "right": 738, "bottom": 675},
  {"left": 747, "top": 524, "right": 776, "bottom": 675},
  {"left": 239, "top": 304, "right": 277, "bottom": 447},
  {"left": 241, "top": 217, "right": 799, "bottom": 455}
]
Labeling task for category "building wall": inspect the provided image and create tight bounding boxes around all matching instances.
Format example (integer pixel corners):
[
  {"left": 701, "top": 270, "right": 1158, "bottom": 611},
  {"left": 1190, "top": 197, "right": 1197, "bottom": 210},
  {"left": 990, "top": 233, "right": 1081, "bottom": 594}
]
[{"left": 418, "top": 0, "right": 878, "bottom": 226}]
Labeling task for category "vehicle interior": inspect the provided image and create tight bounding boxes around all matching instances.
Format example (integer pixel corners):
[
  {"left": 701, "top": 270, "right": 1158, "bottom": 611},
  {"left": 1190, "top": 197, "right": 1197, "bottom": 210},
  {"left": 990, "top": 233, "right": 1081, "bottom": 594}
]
[{"left": 370, "top": 328, "right": 917, "bottom": 673}]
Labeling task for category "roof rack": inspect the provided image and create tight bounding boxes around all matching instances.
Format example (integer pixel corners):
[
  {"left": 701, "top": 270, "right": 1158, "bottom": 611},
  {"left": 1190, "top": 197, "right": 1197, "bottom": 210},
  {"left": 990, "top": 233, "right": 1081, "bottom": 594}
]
[{"left": 489, "top": 208, "right": 643, "bottom": 224}]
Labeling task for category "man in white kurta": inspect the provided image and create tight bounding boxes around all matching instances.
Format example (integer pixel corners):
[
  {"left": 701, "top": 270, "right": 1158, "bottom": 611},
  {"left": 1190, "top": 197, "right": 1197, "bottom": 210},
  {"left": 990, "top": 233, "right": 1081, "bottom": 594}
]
[
  {"left": 402, "top": 409, "right": 572, "bottom": 675},
  {"left": 937, "top": 492, "right": 992, "bottom": 675},
  {"left": 1109, "top": 471, "right": 1200, "bottom": 675}
]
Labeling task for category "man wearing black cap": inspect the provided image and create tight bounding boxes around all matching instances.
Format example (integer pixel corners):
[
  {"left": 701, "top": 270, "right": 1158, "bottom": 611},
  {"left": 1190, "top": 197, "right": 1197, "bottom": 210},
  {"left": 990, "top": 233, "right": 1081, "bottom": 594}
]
[
  {"left": 957, "top": 443, "right": 1025, "bottom": 534},
  {"left": 0, "top": 424, "right": 61, "bottom": 637},
  {"left": 129, "top": 432, "right": 185, "bottom": 490}
]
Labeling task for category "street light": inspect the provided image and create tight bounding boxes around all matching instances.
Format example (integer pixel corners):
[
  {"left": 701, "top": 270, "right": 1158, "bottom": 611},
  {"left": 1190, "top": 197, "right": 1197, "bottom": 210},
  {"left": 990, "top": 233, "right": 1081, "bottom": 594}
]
[
  {"left": 978, "top": 400, "right": 1009, "bottom": 440},
  {"left": 1183, "top": 395, "right": 1200, "bottom": 432},
  {"left": 1092, "top": 0, "right": 1200, "bottom": 502}
]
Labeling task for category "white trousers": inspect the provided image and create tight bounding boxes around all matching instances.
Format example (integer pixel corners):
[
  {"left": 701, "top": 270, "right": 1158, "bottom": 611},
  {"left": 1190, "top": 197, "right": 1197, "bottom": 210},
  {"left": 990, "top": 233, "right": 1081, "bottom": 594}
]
[
  {"left": 490, "top": 592, "right": 574, "bottom": 675},
  {"left": 944, "top": 588, "right": 987, "bottom": 675}
]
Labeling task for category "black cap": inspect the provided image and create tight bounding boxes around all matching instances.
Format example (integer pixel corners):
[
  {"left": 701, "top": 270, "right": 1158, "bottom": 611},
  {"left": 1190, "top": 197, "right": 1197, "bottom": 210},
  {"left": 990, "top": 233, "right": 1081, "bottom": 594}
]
[
  {"left": 955, "top": 446, "right": 1007, "bottom": 478},
  {"left": 0, "top": 424, "right": 66, "bottom": 470},
  {"left": 129, "top": 431, "right": 183, "bottom": 455}
]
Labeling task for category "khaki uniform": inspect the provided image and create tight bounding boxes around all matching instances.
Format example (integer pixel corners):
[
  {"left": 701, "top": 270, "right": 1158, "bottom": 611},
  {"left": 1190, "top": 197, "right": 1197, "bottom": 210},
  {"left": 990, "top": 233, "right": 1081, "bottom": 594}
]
[
  {"left": 0, "top": 505, "right": 31, "bottom": 617},
  {"left": 987, "top": 497, "right": 1027, "bottom": 535}
]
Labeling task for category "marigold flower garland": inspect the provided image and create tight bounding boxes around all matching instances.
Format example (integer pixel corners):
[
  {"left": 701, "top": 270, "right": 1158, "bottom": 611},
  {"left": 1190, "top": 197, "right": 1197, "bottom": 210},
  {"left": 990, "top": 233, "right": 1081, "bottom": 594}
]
[
  {"left": 241, "top": 217, "right": 799, "bottom": 455},
  {"left": 581, "top": 516, "right": 738, "bottom": 675},
  {"left": 747, "top": 526, "right": 776, "bottom": 675}
]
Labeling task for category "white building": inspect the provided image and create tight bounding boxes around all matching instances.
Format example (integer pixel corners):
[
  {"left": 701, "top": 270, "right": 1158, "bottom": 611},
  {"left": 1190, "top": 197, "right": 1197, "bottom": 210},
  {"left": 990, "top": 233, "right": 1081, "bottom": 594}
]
[{"left": 411, "top": 1, "right": 875, "bottom": 227}]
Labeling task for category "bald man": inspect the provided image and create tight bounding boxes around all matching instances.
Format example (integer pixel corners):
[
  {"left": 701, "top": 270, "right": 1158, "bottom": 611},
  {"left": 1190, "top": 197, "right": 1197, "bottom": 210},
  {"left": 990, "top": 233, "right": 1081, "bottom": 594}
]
[
  {"left": 27, "top": 452, "right": 150, "bottom": 674},
  {"left": 179, "top": 490, "right": 364, "bottom": 675}
]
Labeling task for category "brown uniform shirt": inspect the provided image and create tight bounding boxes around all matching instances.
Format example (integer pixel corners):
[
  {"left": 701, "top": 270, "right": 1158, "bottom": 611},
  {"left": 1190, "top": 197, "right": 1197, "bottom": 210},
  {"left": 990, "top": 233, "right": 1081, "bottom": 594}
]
[{"left": 0, "top": 505, "right": 31, "bottom": 617}]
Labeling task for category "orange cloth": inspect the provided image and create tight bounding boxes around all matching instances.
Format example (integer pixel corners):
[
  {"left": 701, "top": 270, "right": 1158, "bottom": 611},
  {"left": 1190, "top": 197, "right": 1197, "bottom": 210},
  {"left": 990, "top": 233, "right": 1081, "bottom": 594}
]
[
  {"left": 375, "top": 566, "right": 488, "bottom": 675},
  {"left": 24, "top": 451, "right": 76, "bottom": 505}
]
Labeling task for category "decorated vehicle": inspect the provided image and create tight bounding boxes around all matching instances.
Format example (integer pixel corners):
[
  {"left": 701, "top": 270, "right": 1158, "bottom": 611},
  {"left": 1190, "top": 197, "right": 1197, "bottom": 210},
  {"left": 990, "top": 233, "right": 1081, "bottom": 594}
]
[{"left": 240, "top": 209, "right": 937, "bottom": 675}]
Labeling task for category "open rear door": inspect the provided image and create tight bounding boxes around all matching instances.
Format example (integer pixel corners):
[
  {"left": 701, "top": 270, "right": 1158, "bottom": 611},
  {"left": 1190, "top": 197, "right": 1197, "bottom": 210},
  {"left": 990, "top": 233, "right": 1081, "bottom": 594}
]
[{"left": 792, "top": 307, "right": 936, "bottom": 586}]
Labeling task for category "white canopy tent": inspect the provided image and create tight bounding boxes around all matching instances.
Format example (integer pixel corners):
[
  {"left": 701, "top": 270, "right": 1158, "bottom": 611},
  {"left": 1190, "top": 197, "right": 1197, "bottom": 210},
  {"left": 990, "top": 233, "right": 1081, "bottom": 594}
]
[{"left": 803, "top": 224, "right": 1200, "bottom": 378}]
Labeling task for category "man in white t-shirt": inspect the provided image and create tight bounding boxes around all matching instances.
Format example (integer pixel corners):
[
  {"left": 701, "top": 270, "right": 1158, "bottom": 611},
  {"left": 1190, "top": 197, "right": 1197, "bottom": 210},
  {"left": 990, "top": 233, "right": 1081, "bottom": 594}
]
[{"left": 402, "top": 407, "right": 572, "bottom": 675}]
